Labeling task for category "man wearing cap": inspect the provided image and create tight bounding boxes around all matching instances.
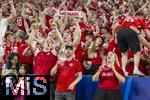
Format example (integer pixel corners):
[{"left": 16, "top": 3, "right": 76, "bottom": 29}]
[{"left": 51, "top": 44, "right": 82, "bottom": 100}]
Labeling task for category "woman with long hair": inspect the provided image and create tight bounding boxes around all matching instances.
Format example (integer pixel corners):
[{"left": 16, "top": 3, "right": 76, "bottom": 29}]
[
  {"left": 2, "top": 52, "right": 20, "bottom": 76},
  {"left": 93, "top": 51, "right": 125, "bottom": 100},
  {"left": 1, "top": 52, "right": 20, "bottom": 99}
]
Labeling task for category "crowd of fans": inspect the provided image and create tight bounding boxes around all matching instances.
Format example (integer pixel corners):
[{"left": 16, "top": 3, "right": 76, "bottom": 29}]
[{"left": 0, "top": 0, "right": 150, "bottom": 100}]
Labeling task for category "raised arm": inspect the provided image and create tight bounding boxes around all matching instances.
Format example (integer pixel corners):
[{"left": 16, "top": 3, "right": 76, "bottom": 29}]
[
  {"left": 57, "top": 12, "right": 68, "bottom": 32},
  {"left": 27, "top": 28, "right": 39, "bottom": 52},
  {"left": 42, "top": 6, "right": 51, "bottom": 16},
  {"left": 92, "top": 65, "right": 104, "bottom": 82},
  {"left": 22, "top": 46, "right": 30, "bottom": 56},
  {"left": 127, "top": 0, "right": 135, "bottom": 15},
  {"left": 51, "top": 59, "right": 64, "bottom": 76},
  {"left": 22, "top": 4, "right": 30, "bottom": 35},
  {"left": 39, "top": 11, "right": 47, "bottom": 31},
  {"left": 72, "top": 22, "right": 81, "bottom": 47},
  {"left": 7, "top": 0, "right": 16, "bottom": 22},
  {"left": 58, "top": 0, "right": 67, "bottom": 10},
  {"left": 135, "top": 1, "right": 149, "bottom": 15},
  {"left": 53, "top": 23, "right": 64, "bottom": 44},
  {"left": 50, "top": 62, "right": 58, "bottom": 76},
  {"left": 22, "top": 4, "right": 41, "bottom": 37},
  {"left": 94, "top": 21, "right": 100, "bottom": 35},
  {"left": 88, "top": 42, "right": 95, "bottom": 59},
  {"left": 84, "top": 4, "right": 92, "bottom": 20},
  {"left": 112, "top": 66, "right": 126, "bottom": 83},
  {"left": 92, "top": 57, "right": 106, "bottom": 82}
]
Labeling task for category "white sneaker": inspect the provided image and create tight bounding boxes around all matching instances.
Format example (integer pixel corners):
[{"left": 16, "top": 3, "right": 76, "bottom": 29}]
[{"left": 133, "top": 69, "right": 145, "bottom": 76}]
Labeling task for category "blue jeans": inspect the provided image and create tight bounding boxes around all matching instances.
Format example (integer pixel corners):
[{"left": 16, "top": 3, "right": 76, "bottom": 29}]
[
  {"left": 50, "top": 80, "right": 56, "bottom": 100},
  {"left": 55, "top": 91, "right": 75, "bottom": 100}
]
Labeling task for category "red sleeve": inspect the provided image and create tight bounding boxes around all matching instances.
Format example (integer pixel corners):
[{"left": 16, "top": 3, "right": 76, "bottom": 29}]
[
  {"left": 76, "top": 60, "right": 82, "bottom": 72},
  {"left": 45, "top": 15, "right": 52, "bottom": 29},
  {"left": 51, "top": 53, "right": 58, "bottom": 68},
  {"left": 115, "top": 64, "right": 125, "bottom": 77},
  {"left": 104, "top": 39, "right": 115, "bottom": 55},
  {"left": 139, "top": 18, "right": 148, "bottom": 29},
  {"left": 25, "top": 18, "right": 30, "bottom": 26},
  {"left": 44, "top": 28, "right": 51, "bottom": 35},
  {"left": 118, "top": 16, "right": 125, "bottom": 24}
]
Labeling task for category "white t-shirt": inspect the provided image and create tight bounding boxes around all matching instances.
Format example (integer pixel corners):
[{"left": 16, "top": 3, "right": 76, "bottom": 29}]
[{"left": 0, "top": 18, "right": 8, "bottom": 57}]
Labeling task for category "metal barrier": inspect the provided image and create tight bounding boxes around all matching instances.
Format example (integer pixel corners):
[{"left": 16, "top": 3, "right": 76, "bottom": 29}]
[{"left": 76, "top": 76, "right": 150, "bottom": 100}]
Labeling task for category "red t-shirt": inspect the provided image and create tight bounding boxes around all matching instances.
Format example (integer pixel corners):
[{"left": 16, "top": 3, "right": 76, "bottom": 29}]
[
  {"left": 18, "top": 44, "right": 33, "bottom": 65},
  {"left": 75, "top": 44, "right": 88, "bottom": 61},
  {"left": 147, "top": 19, "right": 150, "bottom": 30},
  {"left": 16, "top": 16, "right": 26, "bottom": 31},
  {"left": 3, "top": 44, "right": 15, "bottom": 63},
  {"left": 33, "top": 51, "right": 57, "bottom": 75},
  {"left": 17, "top": 16, "right": 30, "bottom": 31},
  {"left": 56, "top": 58, "right": 82, "bottom": 92},
  {"left": 15, "top": 39, "right": 26, "bottom": 48},
  {"left": 99, "top": 64, "right": 124, "bottom": 90},
  {"left": 81, "top": 31, "right": 87, "bottom": 42},
  {"left": 75, "top": 44, "right": 88, "bottom": 70},
  {"left": 118, "top": 16, "right": 148, "bottom": 31},
  {"left": 44, "top": 27, "right": 52, "bottom": 36},
  {"left": 88, "top": 50, "right": 102, "bottom": 65},
  {"left": 67, "top": 0, "right": 77, "bottom": 10},
  {"left": 75, "top": 44, "right": 83, "bottom": 61},
  {"left": 45, "top": 15, "right": 53, "bottom": 29}
]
